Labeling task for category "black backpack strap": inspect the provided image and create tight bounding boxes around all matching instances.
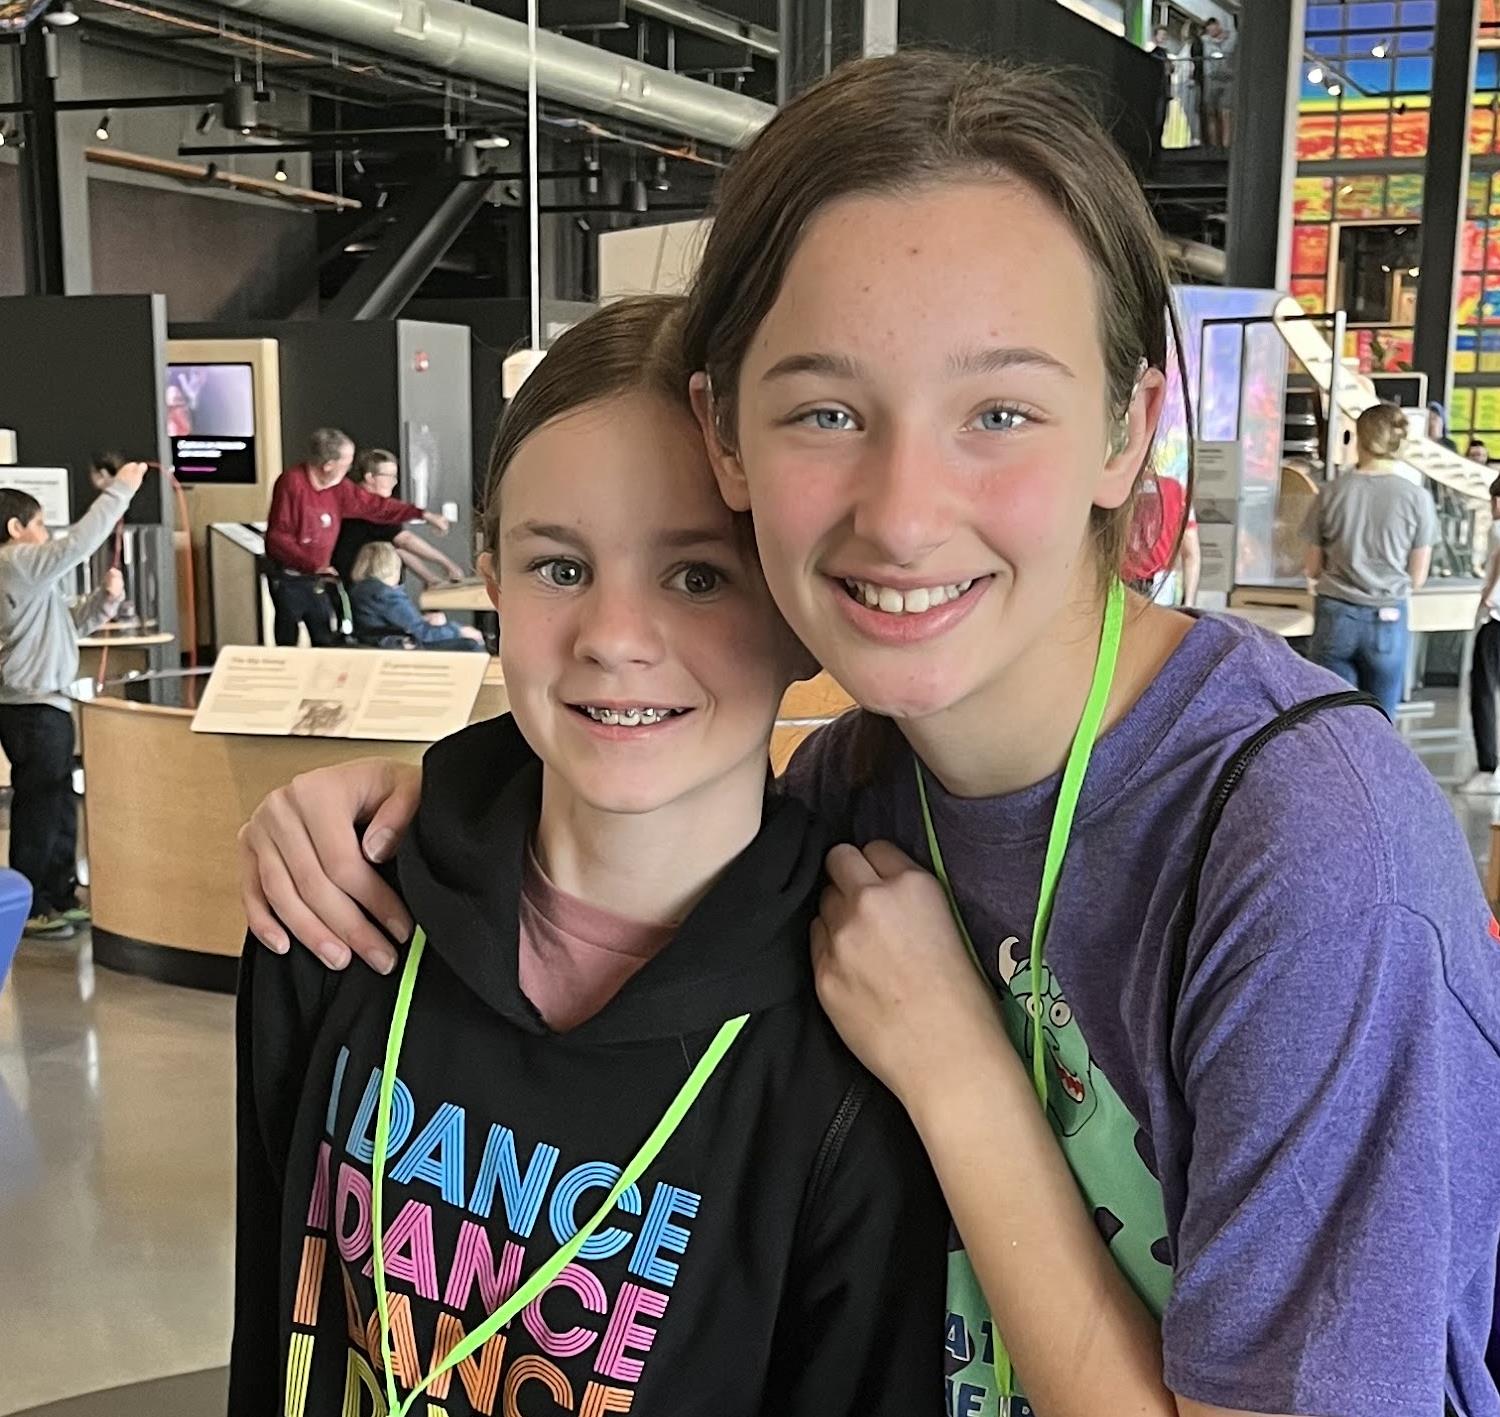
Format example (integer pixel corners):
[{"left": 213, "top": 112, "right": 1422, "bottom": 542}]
[{"left": 1166, "top": 690, "right": 1387, "bottom": 1040}]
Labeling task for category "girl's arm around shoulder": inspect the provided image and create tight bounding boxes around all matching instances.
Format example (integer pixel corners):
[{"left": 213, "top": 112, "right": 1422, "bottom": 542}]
[{"left": 763, "top": 1076, "right": 948, "bottom": 1417}]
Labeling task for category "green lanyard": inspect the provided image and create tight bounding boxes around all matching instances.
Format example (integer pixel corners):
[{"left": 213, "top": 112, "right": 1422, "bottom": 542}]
[
  {"left": 914, "top": 577, "right": 1125, "bottom": 1405},
  {"left": 369, "top": 927, "right": 748, "bottom": 1415}
]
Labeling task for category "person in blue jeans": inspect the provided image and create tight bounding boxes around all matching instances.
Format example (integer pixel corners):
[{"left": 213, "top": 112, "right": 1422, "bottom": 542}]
[
  {"left": 1303, "top": 402, "right": 1437, "bottom": 718},
  {"left": 347, "top": 542, "right": 487, "bottom": 652}
]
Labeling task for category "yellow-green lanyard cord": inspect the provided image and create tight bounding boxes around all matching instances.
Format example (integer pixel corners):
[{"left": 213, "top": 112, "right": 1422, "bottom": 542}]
[
  {"left": 369, "top": 927, "right": 749, "bottom": 1415},
  {"left": 915, "top": 578, "right": 1125, "bottom": 1405}
]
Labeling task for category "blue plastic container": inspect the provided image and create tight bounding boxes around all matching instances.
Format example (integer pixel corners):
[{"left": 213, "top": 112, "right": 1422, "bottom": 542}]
[{"left": 0, "top": 869, "right": 34, "bottom": 995}]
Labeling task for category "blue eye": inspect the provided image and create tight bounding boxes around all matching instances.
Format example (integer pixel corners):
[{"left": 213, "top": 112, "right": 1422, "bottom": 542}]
[
  {"left": 974, "top": 406, "right": 1030, "bottom": 433},
  {"left": 669, "top": 563, "right": 724, "bottom": 596},
  {"left": 798, "top": 408, "right": 857, "bottom": 432},
  {"left": 536, "top": 557, "right": 587, "bottom": 587}
]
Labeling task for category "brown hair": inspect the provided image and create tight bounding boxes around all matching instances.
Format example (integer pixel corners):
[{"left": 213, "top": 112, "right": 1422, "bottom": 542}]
[
  {"left": 1356, "top": 403, "right": 1408, "bottom": 462},
  {"left": 481, "top": 295, "right": 691, "bottom": 556},
  {"left": 351, "top": 448, "right": 398, "bottom": 484},
  {"left": 681, "top": 51, "right": 1189, "bottom": 581}
]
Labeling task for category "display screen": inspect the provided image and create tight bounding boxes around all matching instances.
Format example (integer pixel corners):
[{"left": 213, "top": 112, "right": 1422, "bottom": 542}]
[{"left": 166, "top": 363, "right": 258, "bottom": 484}]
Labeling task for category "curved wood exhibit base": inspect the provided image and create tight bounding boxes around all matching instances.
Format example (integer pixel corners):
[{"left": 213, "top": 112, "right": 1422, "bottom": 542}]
[{"left": 80, "top": 667, "right": 851, "bottom": 992}]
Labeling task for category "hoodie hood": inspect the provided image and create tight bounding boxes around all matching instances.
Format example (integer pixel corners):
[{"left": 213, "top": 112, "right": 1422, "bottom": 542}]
[{"left": 397, "top": 714, "right": 826, "bottom": 1044}]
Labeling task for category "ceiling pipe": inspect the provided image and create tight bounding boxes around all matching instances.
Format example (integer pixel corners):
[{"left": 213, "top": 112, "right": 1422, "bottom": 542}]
[
  {"left": 1162, "top": 235, "right": 1227, "bottom": 282},
  {"left": 211, "top": 0, "right": 774, "bottom": 149},
  {"left": 624, "top": 0, "right": 779, "bottom": 59}
]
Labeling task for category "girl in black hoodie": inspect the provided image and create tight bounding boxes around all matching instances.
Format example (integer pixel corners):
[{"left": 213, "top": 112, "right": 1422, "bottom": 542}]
[{"left": 231, "top": 296, "right": 947, "bottom": 1416}]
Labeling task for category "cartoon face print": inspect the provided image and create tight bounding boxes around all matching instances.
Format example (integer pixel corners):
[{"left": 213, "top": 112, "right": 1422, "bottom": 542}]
[{"left": 996, "top": 936, "right": 1098, "bottom": 1137}]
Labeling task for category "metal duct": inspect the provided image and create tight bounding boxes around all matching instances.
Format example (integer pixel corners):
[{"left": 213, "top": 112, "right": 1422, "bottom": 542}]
[
  {"left": 1163, "top": 236, "right": 1227, "bottom": 282},
  {"left": 213, "top": 0, "right": 775, "bottom": 149}
]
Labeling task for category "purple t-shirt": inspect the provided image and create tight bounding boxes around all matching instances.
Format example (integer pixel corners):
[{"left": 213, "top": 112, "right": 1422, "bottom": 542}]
[{"left": 784, "top": 611, "right": 1500, "bottom": 1416}]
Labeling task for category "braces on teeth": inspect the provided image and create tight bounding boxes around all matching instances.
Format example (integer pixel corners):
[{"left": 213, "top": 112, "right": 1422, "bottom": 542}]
[{"left": 579, "top": 705, "right": 684, "bottom": 726}]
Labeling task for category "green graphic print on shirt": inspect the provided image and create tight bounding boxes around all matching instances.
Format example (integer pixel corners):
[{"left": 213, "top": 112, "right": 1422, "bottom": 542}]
[{"left": 944, "top": 935, "right": 1174, "bottom": 1417}]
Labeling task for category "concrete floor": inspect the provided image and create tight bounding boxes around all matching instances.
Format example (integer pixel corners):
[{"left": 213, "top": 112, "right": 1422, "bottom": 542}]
[{"left": 0, "top": 689, "right": 1495, "bottom": 1416}]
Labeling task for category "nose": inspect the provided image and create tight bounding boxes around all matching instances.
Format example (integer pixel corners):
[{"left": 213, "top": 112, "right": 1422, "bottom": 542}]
[
  {"left": 572, "top": 583, "right": 666, "bottom": 671},
  {"left": 850, "top": 430, "right": 955, "bottom": 567}
]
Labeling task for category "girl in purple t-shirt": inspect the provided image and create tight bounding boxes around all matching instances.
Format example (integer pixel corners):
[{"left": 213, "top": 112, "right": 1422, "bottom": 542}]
[{"left": 237, "top": 52, "right": 1500, "bottom": 1417}]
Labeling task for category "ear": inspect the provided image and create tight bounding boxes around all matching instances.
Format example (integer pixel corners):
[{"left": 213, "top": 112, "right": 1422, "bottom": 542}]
[
  {"left": 4, "top": 519, "right": 19, "bottom": 542},
  {"left": 477, "top": 550, "right": 501, "bottom": 614},
  {"left": 689, "top": 371, "right": 750, "bottom": 513},
  {"left": 1096, "top": 366, "right": 1168, "bottom": 512}
]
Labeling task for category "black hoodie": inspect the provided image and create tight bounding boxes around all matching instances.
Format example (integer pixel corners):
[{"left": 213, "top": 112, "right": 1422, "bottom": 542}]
[{"left": 231, "top": 714, "right": 947, "bottom": 1415}]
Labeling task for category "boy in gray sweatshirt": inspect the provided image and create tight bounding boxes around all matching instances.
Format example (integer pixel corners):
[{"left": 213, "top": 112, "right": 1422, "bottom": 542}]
[{"left": 0, "top": 461, "right": 145, "bottom": 938}]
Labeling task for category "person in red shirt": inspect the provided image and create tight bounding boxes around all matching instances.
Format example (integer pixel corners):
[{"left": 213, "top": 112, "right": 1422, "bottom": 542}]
[
  {"left": 264, "top": 428, "right": 449, "bottom": 646},
  {"left": 1121, "top": 472, "right": 1200, "bottom": 606}
]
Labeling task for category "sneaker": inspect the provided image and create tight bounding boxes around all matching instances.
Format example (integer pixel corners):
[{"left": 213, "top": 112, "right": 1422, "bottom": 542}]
[
  {"left": 23, "top": 913, "right": 76, "bottom": 940},
  {"left": 1459, "top": 770, "right": 1500, "bottom": 795},
  {"left": 57, "top": 904, "right": 91, "bottom": 926}
]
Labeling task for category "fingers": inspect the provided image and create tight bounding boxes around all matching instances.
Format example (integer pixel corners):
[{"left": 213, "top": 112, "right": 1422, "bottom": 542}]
[
  {"left": 238, "top": 817, "right": 352, "bottom": 970},
  {"left": 238, "top": 829, "right": 288, "bottom": 955},
  {"left": 358, "top": 762, "right": 422, "bottom": 878},
  {"left": 824, "top": 841, "right": 881, "bottom": 892},
  {"left": 248, "top": 789, "right": 399, "bottom": 973},
  {"left": 860, "top": 839, "right": 919, "bottom": 879}
]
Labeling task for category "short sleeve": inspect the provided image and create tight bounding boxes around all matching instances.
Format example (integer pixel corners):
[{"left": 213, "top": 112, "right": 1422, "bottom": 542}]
[
  {"left": 1163, "top": 900, "right": 1491, "bottom": 1414},
  {"left": 1415, "top": 486, "right": 1440, "bottom": 548}
]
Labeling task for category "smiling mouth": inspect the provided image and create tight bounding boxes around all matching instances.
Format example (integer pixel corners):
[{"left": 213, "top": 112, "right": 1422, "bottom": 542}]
[
  {"left": 839, "top": 576, "right": 990, "bottom": 615},
  {"left": 569, "top": 703, "right": 691, "bottom": 728},
  {"left": 1055, "top": 1060, "right": 1085, "bottom": 1104}
]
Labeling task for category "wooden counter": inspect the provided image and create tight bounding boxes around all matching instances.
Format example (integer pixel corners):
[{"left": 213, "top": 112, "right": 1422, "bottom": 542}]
[
  {"left": 80, "top": 664, "right": 510, "bottom": 990},
  {"left": 80, "top": 664, "right": 850, "bottom": 990},
  {"left": 1227, "top": 583, "right": 1483, "bottom": 634},
  {"left": 419, "top": 580, "right": 492, "bottom": 613}
]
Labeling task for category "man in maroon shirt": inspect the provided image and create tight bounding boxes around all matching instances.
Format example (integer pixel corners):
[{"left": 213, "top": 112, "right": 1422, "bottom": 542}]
[{"left": 264, "top": 428, "right": 450, "bottom": 646}]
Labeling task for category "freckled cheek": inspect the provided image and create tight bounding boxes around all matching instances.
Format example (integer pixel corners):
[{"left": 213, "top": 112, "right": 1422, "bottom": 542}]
[
  {"left": 743, "top": 461, "right": 848, "bottom": 584},
  {"left": 964, "top": 460, "right": 1091, "bottom": 560}
]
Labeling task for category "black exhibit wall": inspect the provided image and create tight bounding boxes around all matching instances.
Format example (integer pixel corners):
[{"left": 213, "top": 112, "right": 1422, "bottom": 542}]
[
  {"left": 900, "top": 0, "right": 1160, "bottom": 172},
  {"left": 0, "top": 293, "right": 171, "bottom": 524},
  {"left": 172, "top": 318, "right": 476, "bottom": 569}
]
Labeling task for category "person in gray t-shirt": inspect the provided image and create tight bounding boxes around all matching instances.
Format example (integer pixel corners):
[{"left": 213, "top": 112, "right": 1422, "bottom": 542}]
[{"left": 1302, "top": 402, "right": 1438, "bottom": 716}]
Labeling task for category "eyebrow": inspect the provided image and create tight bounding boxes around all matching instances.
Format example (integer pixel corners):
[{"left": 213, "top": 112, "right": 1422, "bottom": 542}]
[
  {"left": 504, "top": 521, "right": 589, "bottom": 549},
  {"left": 503, "top": 521, "right": 733, "bottom": 551},
  {"left": 948, "top": 345, "right": 1077, "bottom": 380},
  {"left": 760, "top": 346, "right": 1076, "bottom": 383},
  {"left": 761, "top": 351, "right": 864, "bottom": 382}
]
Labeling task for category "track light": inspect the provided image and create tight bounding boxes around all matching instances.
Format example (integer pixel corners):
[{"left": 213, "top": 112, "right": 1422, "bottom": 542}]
[
  {"left": 651, "top": 154, "right": 670, "bottom": 193},
  {"left": 473, "top": 134, "right": 510, "bottom": 150},
  {"left": 351, "top": 155, "right": 366, "bottom": 176},
  {"left": 583, "top": 154, "right": 601, "bottom": 196},
  {"left": 0, "top": 124, "right": 10, "bottom": 148},
  {"left": 44, "top": 1, "right": 79, "bottom": 26},
  {"left": 196, "top": 107, "right": 215, "bottom": 134},
  {"left": 273, "top": 159, "right": 288, "bottom": 183},
  {"left": 95, "top": 112, "right": 111, "bottom": 141},
  {"left": 1372, "top": 41, "right": 1387, "bottom": 58},
  {"left": 1307, "top": 65, "right": 1323, "bottom": 85},
  {"left": 376, "top": 189, "right": 390, "bottom": 209},
  {"left": 1327, "top": 83, "right": 1343, "bottom": 96},
  {"left": 626, "top": 179, "right": 648, "bottom": 213},
  {"left": 223, "top": 82, "right": 258, "bottom": 135}
]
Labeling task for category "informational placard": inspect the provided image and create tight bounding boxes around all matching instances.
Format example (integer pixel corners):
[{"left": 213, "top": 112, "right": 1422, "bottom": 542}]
[
  {"left": 2, "top": 466, "right": 71, "bottom": 526},
  {"left": 191, "top": 646, "right": 488, "bottom": 741},
  {"left": 1192, "top": 441, "right": 1242, "bottom": 502},
  {"left": 1196, "top": 521, "right": 1237, "bottom": 596}
]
